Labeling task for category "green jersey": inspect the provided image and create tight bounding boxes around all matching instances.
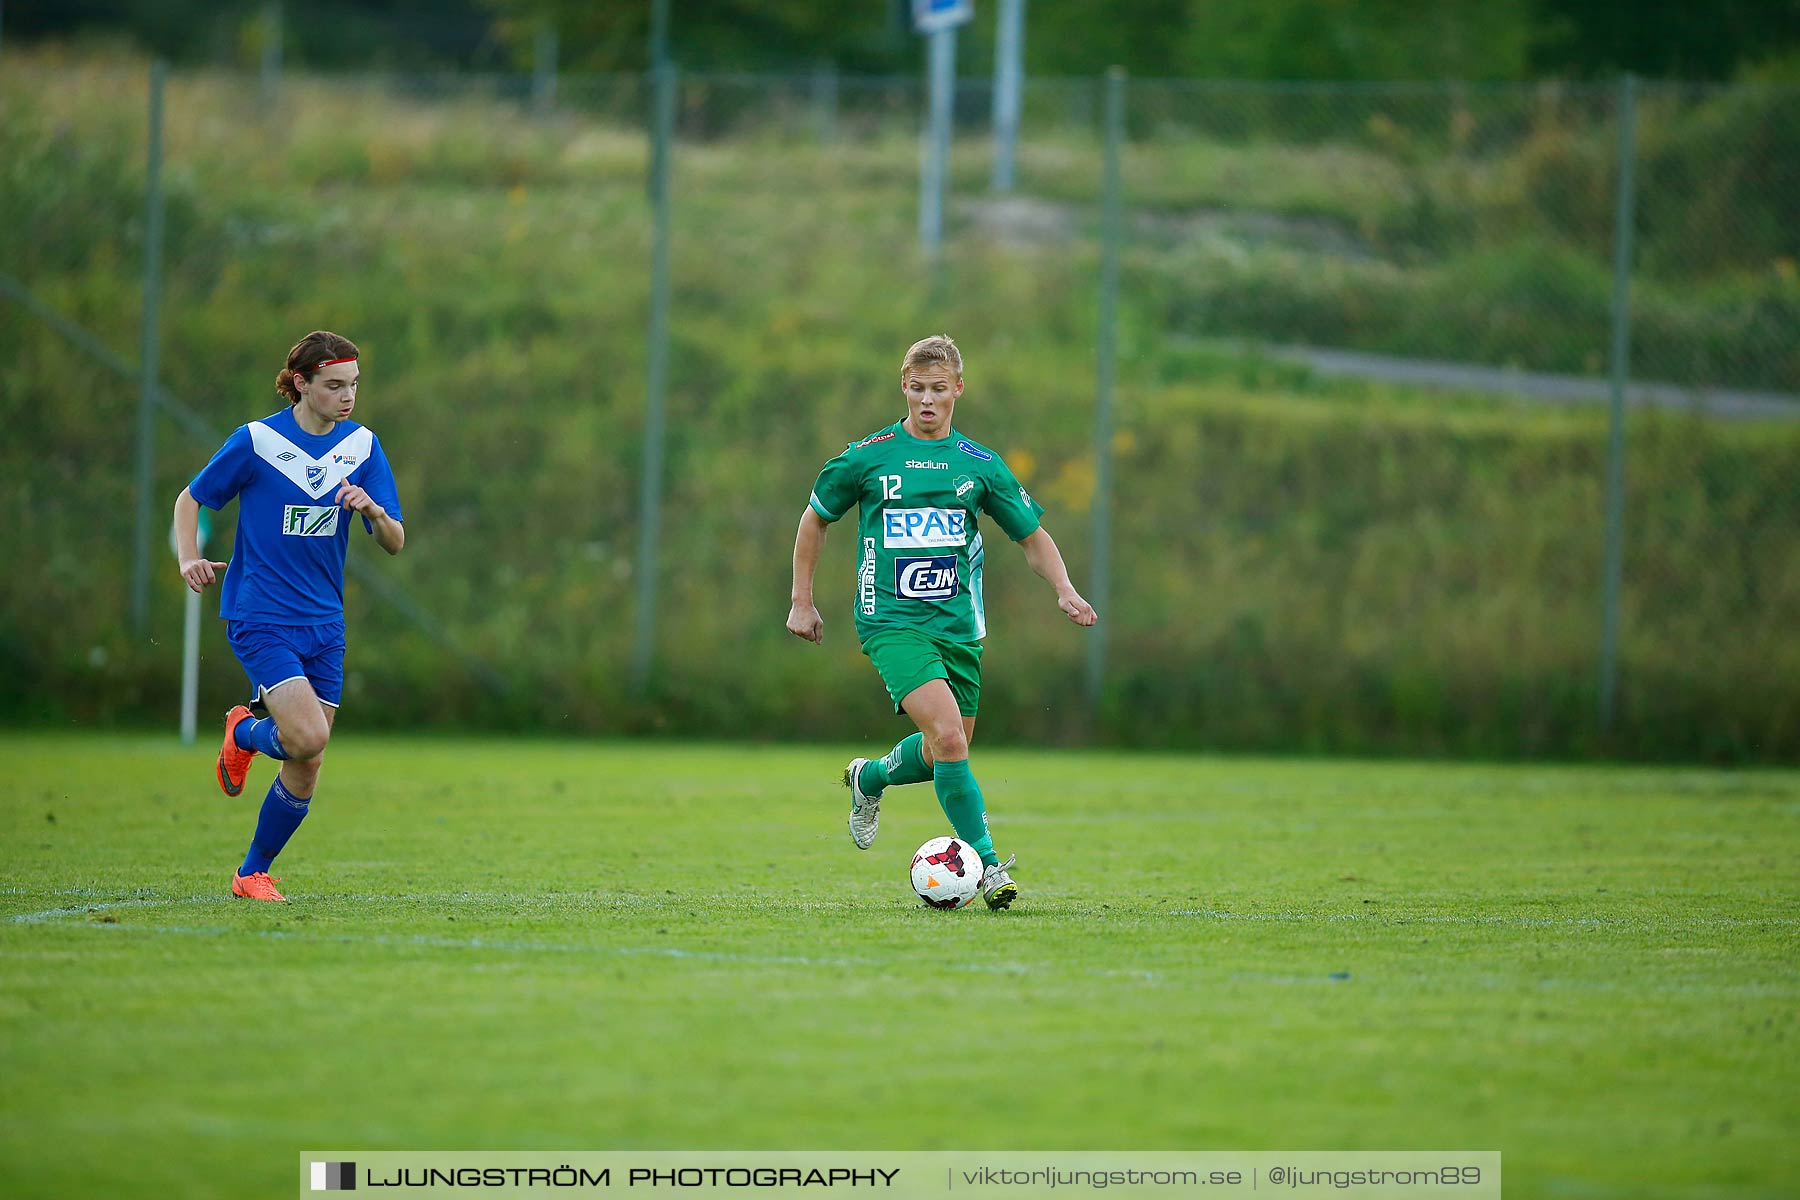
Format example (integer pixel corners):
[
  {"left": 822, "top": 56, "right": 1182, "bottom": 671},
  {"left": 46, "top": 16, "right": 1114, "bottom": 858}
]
[{"left": 809, "top": 421, "right": 1045, "bottom": 646}]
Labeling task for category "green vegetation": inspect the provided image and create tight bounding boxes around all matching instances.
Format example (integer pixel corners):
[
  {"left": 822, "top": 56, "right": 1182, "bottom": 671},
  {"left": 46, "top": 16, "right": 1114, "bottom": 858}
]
[
  {"left": 1, "top": 735, "right": 1795, "bottom": 1198},
  {"left": 3, "top": 54, "right": 1797, "bottom": 759}
]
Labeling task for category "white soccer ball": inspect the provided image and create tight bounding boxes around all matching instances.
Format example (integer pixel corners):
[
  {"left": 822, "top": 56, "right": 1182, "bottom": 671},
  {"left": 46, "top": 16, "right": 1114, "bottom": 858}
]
[{"left": 910, "top": 836, "right": 983, "bottom": 909}]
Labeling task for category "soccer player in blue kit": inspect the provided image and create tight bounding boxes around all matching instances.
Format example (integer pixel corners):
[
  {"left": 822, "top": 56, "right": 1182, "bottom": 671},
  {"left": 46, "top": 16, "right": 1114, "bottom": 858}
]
[{"left": 172, "top": 331, "right": 405, "bottom": 902}]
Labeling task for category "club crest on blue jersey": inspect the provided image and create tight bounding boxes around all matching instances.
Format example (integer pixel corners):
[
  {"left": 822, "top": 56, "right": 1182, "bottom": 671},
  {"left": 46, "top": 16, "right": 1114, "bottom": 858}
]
[
  {"left": 895, "top": 556, "right": 960, "bottom": 601},
  {"left": 305, "top": 464, "right": 327, "bottom": 490}
]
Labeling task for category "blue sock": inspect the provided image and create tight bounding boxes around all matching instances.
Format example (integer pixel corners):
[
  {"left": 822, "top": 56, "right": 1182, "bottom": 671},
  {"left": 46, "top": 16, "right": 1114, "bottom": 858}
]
[
  {"left": 239, "top": 776, "right": 310, "bottom": 876},
  {"left": 235, "top": 716, "right": 290, "bottom": 760}
]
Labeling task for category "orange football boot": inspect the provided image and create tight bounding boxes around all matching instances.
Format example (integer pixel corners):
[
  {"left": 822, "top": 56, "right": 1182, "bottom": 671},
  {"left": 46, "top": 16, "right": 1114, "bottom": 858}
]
[
  {"left": 216, "top": 705, "right": 257, "bottom": 796},
  {"left": 231, "top": 871, "right": 286, "bottom": 902}
]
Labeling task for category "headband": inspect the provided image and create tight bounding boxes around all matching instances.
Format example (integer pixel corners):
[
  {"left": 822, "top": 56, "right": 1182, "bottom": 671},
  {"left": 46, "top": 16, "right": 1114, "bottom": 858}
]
[{"left": 314, "top": 356, "right": 357, "bottom": 369}]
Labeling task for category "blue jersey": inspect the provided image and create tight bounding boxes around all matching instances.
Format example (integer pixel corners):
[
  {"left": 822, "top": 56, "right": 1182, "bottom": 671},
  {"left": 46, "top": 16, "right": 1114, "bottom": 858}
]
[{"left": 188, "top": 407, "right": 403, "bottom": 623}]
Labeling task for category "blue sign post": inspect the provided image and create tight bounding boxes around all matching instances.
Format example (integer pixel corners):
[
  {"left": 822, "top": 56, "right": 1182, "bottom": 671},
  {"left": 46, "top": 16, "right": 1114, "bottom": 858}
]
[{"left": 914, "top": 1, "right": 975, "bottom": 253}]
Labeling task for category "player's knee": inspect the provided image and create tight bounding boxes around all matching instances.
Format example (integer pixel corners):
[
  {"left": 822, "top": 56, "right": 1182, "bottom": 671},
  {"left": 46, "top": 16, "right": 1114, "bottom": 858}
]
[
  {"left": 284, "top": 721, "right": 331, "bottom": 761},
  {"left": 931, "top": 725, "right": 969, "bottom": 762}
]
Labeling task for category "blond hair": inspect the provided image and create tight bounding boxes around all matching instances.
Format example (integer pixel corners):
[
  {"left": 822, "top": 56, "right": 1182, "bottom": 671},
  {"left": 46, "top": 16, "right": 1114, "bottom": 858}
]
[{"left": 901, "top": 334, "right": 962, "bottom": 380}]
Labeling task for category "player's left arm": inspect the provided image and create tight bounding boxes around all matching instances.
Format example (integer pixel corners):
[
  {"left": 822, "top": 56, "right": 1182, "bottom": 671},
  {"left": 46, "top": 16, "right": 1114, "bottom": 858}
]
[
  {"left": 337, "top": 437, "right": 405, "bottom": 555},
  {"left": 1017, "top": 527, "right": 1097, "bottom": 626}
]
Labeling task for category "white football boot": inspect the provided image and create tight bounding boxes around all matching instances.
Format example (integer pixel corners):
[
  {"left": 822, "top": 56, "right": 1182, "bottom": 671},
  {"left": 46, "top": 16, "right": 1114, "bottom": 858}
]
[
  {"left": 844, "top": 757, "right": 880, "bottom": 850},
  {"left": 980, "top": 854, "right": 1019, "bottom": 909}
]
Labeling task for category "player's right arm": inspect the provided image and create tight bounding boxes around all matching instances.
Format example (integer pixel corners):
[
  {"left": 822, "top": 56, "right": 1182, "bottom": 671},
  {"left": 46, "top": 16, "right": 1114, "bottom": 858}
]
[
  {"left": 176, "top": 426, "right": 253, "bottom": 593},
  {"left": 787, "top": 442, "right": 865, "bottom": 645},
  {"left": 786, "top": 507, "right": 829, "bottom": 644},
  {"left": 172, "top": 487, "right": 227, "bottom": 593}
]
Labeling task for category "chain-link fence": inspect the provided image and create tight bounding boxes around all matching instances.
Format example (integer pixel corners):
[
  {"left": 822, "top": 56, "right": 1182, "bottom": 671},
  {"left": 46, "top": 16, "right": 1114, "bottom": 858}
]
[{"left": 4, "top": 53, "right": 1796, "bottom": 758}]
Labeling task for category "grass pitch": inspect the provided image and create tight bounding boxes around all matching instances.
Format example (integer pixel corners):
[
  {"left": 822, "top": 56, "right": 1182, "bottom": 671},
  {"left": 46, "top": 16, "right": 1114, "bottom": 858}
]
[{"left": 1, "top": 733, "right": 1795, "bottom": 1198}]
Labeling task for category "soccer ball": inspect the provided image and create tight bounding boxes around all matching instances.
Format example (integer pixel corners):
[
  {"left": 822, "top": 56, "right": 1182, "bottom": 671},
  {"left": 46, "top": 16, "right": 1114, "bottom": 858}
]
[{"left": 910, "top": 836, "right": 983, "bottom": 909}]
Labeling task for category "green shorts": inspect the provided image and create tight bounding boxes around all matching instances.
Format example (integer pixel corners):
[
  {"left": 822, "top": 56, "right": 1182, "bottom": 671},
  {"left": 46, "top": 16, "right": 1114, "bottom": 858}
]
[{"left": 862, "top": 628, "right": 983, "bottom": 717}]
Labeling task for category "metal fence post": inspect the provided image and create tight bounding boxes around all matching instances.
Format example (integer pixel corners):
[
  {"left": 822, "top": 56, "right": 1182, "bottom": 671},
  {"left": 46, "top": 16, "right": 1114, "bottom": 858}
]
[
  {"left": 631, "top": 59, "right": 677, "bottom": 698},
  {"left": 1085, "top": 66, "right": 1125, "bottom": 734},
  {"left": 991, "top": 0, "right": 1025, "bottom": 192},
  {"left": 811, "top": 60, "right": 838, "bottom": 146},
  {"left": 132, "top": 60, "right": 167, "bottom": 639},
  {"left": 533, "top": 25, "right": 558, "bottom": 115},
  {"left": 259, "top": 2, "right": 282, "bottom": 112},
  {"left": 920, "top": 26, "right": 956, "bottom": 253},
  {"left": 1598, "top": 74, "right": 1639, "bottom": 738}
]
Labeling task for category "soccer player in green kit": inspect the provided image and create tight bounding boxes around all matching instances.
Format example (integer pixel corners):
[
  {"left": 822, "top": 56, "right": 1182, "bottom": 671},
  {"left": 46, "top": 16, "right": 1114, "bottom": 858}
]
[{"left": 786, "top": 335, "right": 1098, "bottom": 909}]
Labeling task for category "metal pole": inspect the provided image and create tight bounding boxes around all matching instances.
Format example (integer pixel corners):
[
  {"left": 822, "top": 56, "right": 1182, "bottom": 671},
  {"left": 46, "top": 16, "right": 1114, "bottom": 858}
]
[
  {"left": 631, "top": 59, "right": 676, "bottom": 698},
  {"left": 169, "top": 507, "right": 207, "bottom": 744},
  {"left": 812, "top": 60, "right": 838, "bottom": 146},
  {"left": 991, "top": 0, "right": 1025, "bottom": 192},
  {"left": 1085, "top": 67, "right": 1125, "bottom": 733},
  {"left": 533, "top": 25, "right": 558, "bottom": 115},
  {"left": 181, "top": 586, "right": 201, "bottom": 743},
  {"left": 919, "top": 27, "right": 956, "bottom": 253},
  {"left": 1598, "top": 74, "right": 1638, "bottom": 738},
  {"left": 133, "top": 60, "right": 167, "bottom": 639},
  {"left": 646, "top": 0, "right": 670, "bottom": 200},
  {"left": 260, "top": 2, "right": 282, "bottom": 111},
  {"left": 649, "top": 0, "right": 670, "bottom": 67}
]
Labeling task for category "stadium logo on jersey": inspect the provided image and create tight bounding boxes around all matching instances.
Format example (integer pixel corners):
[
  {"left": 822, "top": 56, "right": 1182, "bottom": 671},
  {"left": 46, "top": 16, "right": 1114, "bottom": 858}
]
[
  {"left": 904, "top": 460, "right": 949, "bottom": 470},
  {"left": 859, "top": 538, "right": 877, "bottom": 616},
  {"left": 882, "top": 507, "right": 967, "bottom": 548},
  {"left": 957, "top": 440, "right": 992, "bottom": 461},
  {"left": 895, "top": 556, "right": 960, "bottom": 601},
  {"left": 283, "top": 505, "right": 341, "bottom": 537},
  {"left": 854, "top": 431, "right": 897, "bottom": 449}
]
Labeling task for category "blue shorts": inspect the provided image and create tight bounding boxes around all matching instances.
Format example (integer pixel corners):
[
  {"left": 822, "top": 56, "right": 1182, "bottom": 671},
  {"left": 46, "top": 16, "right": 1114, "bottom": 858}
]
[{"left": 227, "top": 619, "right": 347, "bottom": 708}]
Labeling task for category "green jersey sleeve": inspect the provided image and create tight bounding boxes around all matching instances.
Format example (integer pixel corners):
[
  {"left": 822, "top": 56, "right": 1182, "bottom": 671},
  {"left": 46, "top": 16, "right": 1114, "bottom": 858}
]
[
  {"left": 982, "top": 453, "right": 1045, "bottom": 541},
  {"left": 809, "top": 447, "right": 863, "bottom": 523}
]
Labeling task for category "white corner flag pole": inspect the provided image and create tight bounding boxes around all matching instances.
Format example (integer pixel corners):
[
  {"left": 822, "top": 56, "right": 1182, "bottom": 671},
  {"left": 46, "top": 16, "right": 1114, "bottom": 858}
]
[{"left": 171, "top": 511, "right": 211, "bottom": 746}]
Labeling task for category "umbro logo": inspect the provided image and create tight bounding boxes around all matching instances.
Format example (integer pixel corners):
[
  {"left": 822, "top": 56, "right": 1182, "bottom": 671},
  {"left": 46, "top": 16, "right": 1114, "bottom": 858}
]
[{"left": 276, "top": 452, "right": 298, "bottom": 462}]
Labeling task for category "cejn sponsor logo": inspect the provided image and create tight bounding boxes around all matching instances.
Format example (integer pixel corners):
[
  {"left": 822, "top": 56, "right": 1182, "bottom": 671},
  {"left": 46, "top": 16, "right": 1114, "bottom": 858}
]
[
  {"left": 881, "top": 507, "right": 967, "bottom": 548},
  {"left": 895, "top": 556, "right": 959, "bottom": 601},
  {"left": 283, "top": 505, "right": 341, "bottom": 537}
]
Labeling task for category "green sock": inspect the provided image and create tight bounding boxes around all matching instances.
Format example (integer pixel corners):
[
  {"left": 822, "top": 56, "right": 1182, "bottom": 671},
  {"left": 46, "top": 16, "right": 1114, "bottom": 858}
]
[
  {"left": 857, "top": 733, "right": 929, "bottom": 797},
  {"left": 931, "top": 757, "right": 997, "bottom": 865}
]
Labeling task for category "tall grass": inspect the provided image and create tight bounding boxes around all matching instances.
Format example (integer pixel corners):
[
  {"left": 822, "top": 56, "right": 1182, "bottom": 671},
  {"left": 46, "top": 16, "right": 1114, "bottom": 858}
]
[{"left": 4, "top": 54, "right": 1797, "bottom": 759}]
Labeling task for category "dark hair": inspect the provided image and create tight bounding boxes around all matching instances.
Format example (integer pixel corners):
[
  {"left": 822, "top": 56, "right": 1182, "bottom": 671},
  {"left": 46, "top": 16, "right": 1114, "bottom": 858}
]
[{"left": 276, "top": 331, "right": 359, "bottom": 403}]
